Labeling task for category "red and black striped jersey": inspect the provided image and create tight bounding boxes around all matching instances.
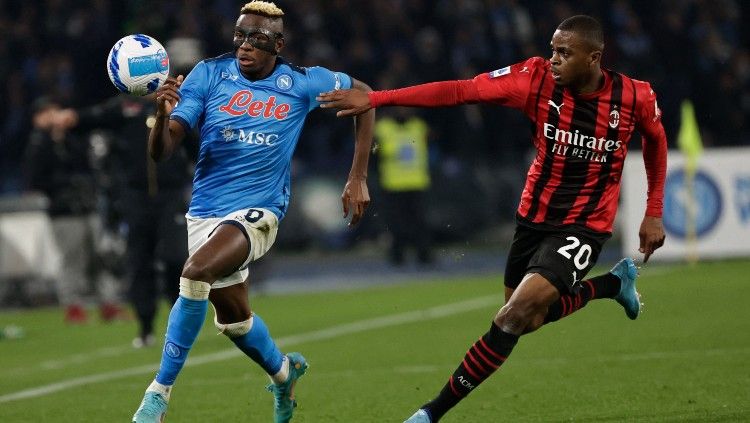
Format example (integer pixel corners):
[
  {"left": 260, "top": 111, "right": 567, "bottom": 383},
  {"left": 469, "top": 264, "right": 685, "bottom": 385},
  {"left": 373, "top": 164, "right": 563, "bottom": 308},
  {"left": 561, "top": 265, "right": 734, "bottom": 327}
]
[
  {"left": 369, "top": 57, "right": 668, "bottom": 234},
  {"left": 473, "top": 57, "right": 666, "bottom": 233}
]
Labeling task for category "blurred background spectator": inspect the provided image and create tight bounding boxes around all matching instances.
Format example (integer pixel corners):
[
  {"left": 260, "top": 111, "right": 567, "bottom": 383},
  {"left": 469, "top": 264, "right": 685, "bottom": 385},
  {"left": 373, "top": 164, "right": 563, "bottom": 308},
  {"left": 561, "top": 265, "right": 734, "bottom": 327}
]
[{"left": 0, "top": 0, "right": 747, "bottom": 305}]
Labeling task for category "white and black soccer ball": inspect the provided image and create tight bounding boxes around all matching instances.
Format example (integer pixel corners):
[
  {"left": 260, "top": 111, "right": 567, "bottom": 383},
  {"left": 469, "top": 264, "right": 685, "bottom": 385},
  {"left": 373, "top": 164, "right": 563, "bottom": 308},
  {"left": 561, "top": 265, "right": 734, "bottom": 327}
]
[{"left": 106, "top": 34, "right": 169, "bottom": 96}]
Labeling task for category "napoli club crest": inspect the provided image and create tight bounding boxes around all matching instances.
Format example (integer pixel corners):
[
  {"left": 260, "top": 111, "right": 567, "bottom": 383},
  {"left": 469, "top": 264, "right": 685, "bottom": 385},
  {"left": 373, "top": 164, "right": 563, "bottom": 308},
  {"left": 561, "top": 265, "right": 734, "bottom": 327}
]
[{"left": 276, "top": 74, "right": 293, "bottom": 91}]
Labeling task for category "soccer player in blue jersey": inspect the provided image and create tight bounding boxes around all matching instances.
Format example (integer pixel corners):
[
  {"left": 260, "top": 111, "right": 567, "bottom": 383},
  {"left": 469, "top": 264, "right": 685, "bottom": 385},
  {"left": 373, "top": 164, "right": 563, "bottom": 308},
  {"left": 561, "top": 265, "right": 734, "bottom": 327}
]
[{"left": 131, "top": 2, "right": 374, "bottom": 422}]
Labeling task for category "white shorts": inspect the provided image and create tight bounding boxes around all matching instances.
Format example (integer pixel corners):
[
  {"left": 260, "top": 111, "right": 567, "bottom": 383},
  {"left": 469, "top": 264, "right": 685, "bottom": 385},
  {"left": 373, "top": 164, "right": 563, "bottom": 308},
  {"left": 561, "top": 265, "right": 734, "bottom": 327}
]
[{"left": 186, "top": 208, "right": 279, "bottom": 289}]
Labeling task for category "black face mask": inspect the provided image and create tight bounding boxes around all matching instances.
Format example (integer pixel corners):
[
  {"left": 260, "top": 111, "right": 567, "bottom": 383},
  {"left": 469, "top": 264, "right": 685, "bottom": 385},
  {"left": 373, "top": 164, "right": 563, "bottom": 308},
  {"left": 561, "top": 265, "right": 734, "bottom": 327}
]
[{"left": 232, "top": 27, "right": 282, "bottom": 54}]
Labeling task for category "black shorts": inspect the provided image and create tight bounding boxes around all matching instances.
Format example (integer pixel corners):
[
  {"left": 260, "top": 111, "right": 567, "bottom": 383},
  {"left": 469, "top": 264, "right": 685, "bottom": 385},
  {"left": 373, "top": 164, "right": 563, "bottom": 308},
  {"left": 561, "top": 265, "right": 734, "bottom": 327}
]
[{"left": 504, "top": 223, "right": 610, "bottom": 294}]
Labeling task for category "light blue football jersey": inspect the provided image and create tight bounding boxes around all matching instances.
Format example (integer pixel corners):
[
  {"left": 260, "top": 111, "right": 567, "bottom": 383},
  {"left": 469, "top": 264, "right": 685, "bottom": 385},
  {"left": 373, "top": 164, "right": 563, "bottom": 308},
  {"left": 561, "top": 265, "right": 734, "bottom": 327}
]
[{"left": 171, "top": 53, "right": 352, "bottom": 220}]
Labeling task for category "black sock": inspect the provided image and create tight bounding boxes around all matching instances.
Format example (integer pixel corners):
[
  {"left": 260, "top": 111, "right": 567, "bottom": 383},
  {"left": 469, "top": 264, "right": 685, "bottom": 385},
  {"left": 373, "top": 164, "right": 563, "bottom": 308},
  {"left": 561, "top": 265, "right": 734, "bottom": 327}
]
[
  {"left": 544, "top": 273, "right": 620, "bottom": 323},
  {"left": 422, "top": 323, "right": 518, "bottom": 421}
]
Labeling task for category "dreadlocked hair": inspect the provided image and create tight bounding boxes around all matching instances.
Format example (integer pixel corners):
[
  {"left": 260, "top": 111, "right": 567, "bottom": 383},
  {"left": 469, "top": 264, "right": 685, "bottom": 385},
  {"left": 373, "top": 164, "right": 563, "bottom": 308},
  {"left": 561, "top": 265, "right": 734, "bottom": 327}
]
[{"left": 240, "top": 1, "right": 284, "bottom": 18}]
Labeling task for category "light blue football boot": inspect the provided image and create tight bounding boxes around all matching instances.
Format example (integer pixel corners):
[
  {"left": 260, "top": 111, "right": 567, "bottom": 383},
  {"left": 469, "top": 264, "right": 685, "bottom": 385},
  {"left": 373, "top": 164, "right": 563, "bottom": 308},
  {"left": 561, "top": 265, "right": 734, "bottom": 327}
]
[
  {"left": 404, "top": 409, "right": 432, "bottom": 423},
  {"left": 266, "top": 352, "right": 308, "bottom": 423},
  {"left": 132, "top": 391, "right": 169, "bottom": 423},
  {"left": 610, "top": 257, "right": 642, "bottom": 320}
]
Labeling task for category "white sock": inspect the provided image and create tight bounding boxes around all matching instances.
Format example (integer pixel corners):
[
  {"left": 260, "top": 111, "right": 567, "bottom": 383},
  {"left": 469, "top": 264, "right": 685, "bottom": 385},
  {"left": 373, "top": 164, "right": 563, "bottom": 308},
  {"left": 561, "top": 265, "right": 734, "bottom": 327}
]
[
  {"left": 147, "top": 380, "right": 172, "bottom": 400},
  {"left": 269, "top": 355, "right": 290, "bottom": 384}
]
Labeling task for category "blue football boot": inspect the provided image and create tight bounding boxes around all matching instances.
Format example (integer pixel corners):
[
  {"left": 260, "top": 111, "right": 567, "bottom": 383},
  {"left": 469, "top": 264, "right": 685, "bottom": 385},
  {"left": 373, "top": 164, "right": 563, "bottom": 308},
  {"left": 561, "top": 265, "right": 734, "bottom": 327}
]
[
  {"left": 610, "top": 257, "right": 642, "bottom": 320},
  {"left": 132, "top": 391, "right": 169, "bottom": 423},
  {"left": 266, "top": 352, "right": 308, "bottom": 423}
]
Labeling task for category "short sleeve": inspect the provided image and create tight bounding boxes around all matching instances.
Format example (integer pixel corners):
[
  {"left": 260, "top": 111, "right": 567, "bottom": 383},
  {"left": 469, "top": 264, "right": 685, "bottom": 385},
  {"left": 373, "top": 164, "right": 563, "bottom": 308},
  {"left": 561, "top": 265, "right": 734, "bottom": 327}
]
[
  {"left": 305, "top": 66, "right": 353, "bottom": 111},
  {"left": 171, "top": 61, "right": 210, "bottom": 130},
  {"left": 472, "top": 57, "right": 543, "bottom": 110}
]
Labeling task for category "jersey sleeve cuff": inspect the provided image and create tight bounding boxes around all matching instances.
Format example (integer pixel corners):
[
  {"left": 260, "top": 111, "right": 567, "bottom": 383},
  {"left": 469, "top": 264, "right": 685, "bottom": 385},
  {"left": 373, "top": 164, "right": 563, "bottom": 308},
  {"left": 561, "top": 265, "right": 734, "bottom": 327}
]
[
  {"left": 170, "top": 114, "right": 191, "bottom": 133},
  {"left": 368, "top": 91, "right": 385, "bottom": 108},
  {"left": 645, "top": 208, "right": 663, "bottom": 218}
]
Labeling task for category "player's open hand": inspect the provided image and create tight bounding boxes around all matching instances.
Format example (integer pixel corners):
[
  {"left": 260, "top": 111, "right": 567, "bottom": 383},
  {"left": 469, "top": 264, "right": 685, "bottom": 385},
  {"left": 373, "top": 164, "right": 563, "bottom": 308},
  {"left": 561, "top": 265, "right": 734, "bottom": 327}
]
[
  {"left": 341, "top": 176, "right": 370, "bottom": 227},
  {"left": 155, "top": 75, "right": 184, "bottom": 116},
  {"left": 639, "top": 215, "right": 665, "bottom": 263},
  {"left": 317, "top": 89, "right": 372, "bottom": 118}
]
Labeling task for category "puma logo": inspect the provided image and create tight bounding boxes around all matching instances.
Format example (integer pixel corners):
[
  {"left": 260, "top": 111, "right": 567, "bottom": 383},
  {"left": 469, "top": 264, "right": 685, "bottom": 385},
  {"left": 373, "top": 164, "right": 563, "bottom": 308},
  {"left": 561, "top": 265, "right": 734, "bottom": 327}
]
[{"left": 548, "top": 99, "right": 563, "bottom": 115}]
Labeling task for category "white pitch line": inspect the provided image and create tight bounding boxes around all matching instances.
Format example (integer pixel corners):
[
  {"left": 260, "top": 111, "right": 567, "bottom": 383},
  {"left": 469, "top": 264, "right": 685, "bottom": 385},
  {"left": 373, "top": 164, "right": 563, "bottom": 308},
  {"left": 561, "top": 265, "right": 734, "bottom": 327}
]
[
  {"left": 5, "top": 345, "right": 139, "bottom": 378},
  {"left": 5, "top": 267, "right": 680, "bottom": 376},
  {"left": 39, "top": 345, "right": 136, "bottom": 370},
  {"left": 0, "top": 295, "right": 499, "bottom": 404}
]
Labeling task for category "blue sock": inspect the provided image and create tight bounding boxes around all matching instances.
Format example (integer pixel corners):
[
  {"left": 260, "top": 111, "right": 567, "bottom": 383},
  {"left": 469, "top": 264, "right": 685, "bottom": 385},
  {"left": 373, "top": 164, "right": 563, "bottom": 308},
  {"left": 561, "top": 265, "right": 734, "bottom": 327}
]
[
  {"left": 231, "top": 314, "right": 284, "bottom": 375},
  {"left": 155, "top": 296, "right": 208, "bottom": 385}
]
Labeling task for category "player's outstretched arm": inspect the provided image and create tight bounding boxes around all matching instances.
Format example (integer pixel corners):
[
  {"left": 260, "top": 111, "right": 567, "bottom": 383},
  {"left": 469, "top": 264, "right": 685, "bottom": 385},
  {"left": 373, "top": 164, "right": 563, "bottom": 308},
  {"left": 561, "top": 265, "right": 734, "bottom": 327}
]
[
  {"left": 149, "top": 75, "right": 186, "bottom": 161},
  {"left": 318, "top": 79, "right": 481, "bottom": 117},
  {"left": 341, "top": 78, "right": 374, "bottom": 226}
]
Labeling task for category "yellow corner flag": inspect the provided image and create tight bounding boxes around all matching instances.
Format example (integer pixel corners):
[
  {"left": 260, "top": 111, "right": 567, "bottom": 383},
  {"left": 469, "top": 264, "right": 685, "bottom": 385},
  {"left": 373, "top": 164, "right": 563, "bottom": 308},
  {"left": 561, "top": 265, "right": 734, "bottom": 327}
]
[
  {"left": 677, "top": 100, "right": 703, "bottom": 171},
  {"left": 677, "top": 99, "right": 703, "bottom": 264}
]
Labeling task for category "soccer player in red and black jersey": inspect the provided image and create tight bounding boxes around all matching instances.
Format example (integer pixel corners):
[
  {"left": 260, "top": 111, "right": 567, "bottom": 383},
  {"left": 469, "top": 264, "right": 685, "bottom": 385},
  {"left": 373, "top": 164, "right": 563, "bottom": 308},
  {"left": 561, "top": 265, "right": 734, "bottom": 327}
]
[{"left": 319, "top": 15, "right": 666, "bottom": 422}]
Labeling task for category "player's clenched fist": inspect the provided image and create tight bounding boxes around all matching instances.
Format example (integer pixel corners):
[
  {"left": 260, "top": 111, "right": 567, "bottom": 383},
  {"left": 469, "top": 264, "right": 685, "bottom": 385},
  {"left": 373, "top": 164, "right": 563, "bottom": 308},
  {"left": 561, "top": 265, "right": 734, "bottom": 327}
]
[{"left": 155, "top": 75, "right": 184, "bottom": 116}]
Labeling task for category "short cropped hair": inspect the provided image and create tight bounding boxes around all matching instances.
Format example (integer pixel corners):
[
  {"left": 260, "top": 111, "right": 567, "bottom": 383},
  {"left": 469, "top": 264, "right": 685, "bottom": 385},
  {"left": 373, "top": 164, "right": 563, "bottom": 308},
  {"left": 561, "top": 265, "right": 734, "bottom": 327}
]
[
  {"left": 557, "top": 15, "right": 604, "bottom": 51},
  {"left": 240, "top": 1, "right": 284, "bottom": 18}
]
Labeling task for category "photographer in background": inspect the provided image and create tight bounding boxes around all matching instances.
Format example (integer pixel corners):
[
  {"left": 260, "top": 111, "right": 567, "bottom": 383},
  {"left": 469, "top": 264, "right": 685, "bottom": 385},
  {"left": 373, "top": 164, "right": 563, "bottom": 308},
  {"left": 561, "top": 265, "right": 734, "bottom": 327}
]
[
  {"left": 26, "top": 98, "right": 126, "bottom": 323},
  {"left": 48, "top": 92, "right": 198, "bottom": 347}
]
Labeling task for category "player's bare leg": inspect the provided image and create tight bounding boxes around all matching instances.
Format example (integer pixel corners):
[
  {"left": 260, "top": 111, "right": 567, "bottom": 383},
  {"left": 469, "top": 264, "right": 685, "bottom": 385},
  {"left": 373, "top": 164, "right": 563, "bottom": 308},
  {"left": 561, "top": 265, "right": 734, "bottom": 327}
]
[
  {"left": 501, "top": 258, "right": 642, "bottom": 333},
  {"left": 133, "top": 225, "right": 247, "bottom": 423}
]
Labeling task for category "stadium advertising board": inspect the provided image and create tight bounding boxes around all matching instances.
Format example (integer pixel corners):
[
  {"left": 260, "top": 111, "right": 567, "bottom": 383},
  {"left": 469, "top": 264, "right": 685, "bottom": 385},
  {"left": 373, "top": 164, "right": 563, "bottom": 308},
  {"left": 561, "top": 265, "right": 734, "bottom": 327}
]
[{"left": 622, "top": 147, "right": 750, "bottom": 260}]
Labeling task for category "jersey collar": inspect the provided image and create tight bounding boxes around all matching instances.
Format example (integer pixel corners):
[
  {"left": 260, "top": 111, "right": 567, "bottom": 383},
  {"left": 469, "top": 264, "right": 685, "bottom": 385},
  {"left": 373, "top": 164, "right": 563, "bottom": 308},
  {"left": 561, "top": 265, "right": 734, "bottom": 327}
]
[{"left": 568, "top": 68, "right": 611, "bottom": 100}]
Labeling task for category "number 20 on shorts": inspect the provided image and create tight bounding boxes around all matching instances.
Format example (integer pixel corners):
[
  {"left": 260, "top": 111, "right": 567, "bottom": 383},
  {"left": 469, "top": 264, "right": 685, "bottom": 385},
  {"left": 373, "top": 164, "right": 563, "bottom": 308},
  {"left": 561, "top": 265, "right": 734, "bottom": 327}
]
[{"left": 556, "top": 236, "right": 592, "bottom": 270}]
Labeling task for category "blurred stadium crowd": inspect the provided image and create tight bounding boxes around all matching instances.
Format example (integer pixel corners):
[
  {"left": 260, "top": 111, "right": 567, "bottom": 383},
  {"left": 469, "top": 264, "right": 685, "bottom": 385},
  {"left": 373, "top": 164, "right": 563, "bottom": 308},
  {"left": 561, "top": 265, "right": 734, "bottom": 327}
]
[{"left": 0, "top": 0, "right": 747, "bottom": 236}]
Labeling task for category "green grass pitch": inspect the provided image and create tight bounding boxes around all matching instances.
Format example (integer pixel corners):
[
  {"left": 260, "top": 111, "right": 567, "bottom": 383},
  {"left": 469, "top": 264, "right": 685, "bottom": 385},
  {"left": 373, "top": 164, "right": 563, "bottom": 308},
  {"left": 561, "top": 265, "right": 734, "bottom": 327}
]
[{"left": 1, "top": 259, "right": 749, "bottom": 422}]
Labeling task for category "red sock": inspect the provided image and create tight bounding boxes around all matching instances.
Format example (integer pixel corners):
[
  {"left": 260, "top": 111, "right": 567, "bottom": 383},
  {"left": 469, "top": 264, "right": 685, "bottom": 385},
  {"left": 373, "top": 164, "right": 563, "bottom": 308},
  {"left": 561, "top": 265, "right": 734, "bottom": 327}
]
[
  {"left": 544, "top": 273, "right": 619, "bottom": 323},
  {"left": 422, "top": 323, "right": 518, "bottom": 421}
]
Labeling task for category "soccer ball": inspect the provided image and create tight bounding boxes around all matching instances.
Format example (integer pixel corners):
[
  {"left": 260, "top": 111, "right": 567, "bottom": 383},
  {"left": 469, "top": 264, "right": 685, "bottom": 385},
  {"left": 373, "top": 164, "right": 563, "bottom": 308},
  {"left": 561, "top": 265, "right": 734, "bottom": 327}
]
[{"left": 106, "top": 34, "right": 169, "bottom": 96}]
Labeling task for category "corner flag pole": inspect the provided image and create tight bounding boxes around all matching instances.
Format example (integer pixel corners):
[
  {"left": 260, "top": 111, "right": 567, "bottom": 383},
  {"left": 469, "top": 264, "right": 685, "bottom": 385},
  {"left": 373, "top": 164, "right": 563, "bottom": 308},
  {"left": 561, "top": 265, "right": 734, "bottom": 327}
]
[{"left": 677, "top": 100, "right": 703, "bottom": 264}]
